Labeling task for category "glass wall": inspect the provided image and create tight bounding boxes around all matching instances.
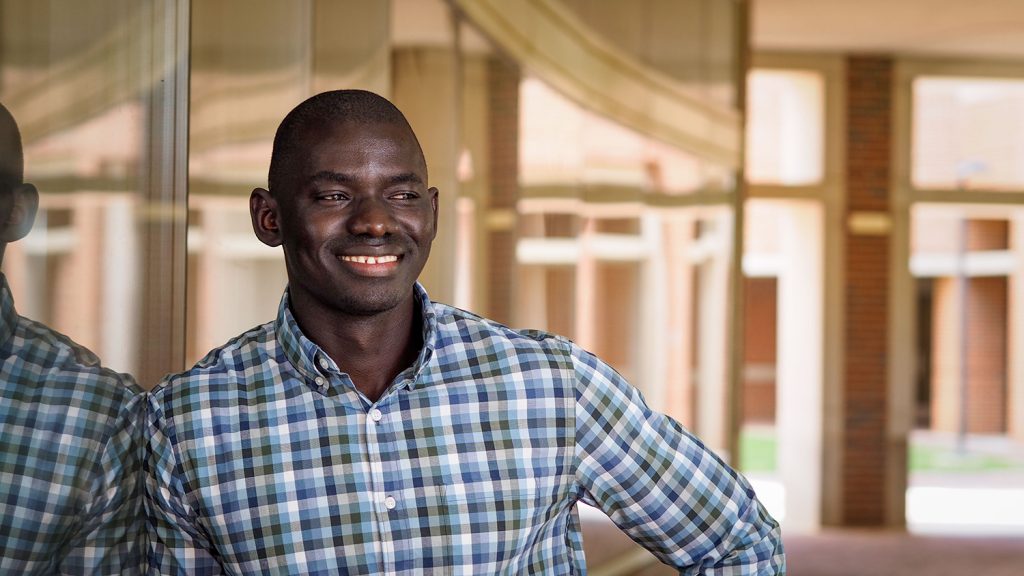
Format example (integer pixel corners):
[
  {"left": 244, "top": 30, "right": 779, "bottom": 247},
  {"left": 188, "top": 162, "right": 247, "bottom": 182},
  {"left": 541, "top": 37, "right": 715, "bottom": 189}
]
[
  {"left": 0, "top": 0, "right": 187, "bottom": 384},
  {"left": 0, "top": 1, "right": 746, "bottom": 431},
  {"left": 913, "top": 77, "right": 1024, "bottom": 191}
]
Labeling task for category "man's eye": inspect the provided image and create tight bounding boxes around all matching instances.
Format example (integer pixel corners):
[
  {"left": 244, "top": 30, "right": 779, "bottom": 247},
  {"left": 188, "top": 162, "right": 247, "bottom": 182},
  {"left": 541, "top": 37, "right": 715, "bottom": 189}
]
[
  {"left": 391, "top": 192, "right": 418, "bottom": 200},
  {"left": 318, "top": 192, "right": 347, "bottom": 202}
]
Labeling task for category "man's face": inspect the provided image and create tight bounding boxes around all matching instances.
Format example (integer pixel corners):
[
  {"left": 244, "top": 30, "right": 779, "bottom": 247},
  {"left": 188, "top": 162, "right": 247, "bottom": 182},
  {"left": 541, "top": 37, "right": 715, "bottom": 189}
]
[{"left": 258, "top": 120, "right": 438, "bottom": 317}]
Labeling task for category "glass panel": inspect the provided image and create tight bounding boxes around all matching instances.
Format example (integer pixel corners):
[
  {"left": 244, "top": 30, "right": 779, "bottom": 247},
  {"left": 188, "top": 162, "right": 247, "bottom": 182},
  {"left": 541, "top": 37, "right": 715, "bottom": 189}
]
[
  {"left": 0, "top": 0, "right": 184, "bottom": 379},
  {"left": 913, "top": 76, "right": 1024, "bottom": 191},
  {"left": 745, "top": 69, "right": 825, "bottom": 186},
  {"left": 906, "top": 203, "right": 1024, "bottom": 533},
  {"left": 519, "top": 77, "right": 706, "bottom": 195}
]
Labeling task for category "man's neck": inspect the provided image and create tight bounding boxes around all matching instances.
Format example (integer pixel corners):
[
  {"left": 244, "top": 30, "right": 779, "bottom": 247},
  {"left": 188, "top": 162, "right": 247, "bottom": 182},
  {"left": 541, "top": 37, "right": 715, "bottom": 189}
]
[{"left": 289, "top": 291, "right": 422, "bottom": 403}]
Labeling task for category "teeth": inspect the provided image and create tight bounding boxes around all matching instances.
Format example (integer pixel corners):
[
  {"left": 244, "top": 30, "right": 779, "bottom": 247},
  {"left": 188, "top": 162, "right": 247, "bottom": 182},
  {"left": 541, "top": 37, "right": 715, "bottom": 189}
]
[{"left": 341, "top": 255, "right": 399, "bottom": 264}]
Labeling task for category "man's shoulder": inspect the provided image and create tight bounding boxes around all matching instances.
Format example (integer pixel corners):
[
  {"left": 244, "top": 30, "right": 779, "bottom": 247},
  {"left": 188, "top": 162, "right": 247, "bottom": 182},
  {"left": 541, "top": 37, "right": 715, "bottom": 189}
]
[
  {"left": 150, "top": 320, "right": 278, "bottom": 402},
  {"left": 6, "top": 315, "right": 140, "bottom": 404},
  {"left": 429, "top": 301, "right": 574, "bottom": 357}
]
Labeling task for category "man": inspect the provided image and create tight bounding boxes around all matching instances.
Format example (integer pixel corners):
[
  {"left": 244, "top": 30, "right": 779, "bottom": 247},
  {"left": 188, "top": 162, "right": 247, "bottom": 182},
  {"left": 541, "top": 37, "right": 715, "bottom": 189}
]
[
  {"left": 145, "top": 90, "right": 784, "bottom": 574},
  {"left": 0, "top": 103, "right": 144, "bottom": 573}
]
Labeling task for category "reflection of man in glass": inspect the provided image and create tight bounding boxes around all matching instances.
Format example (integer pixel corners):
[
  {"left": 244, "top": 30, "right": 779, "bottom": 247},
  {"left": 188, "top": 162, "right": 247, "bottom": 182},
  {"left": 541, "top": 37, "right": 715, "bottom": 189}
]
[
  {"left": 0, "top": 103, "right": 144, "bottom": 573},
  {"left": 145, "top": 91, "right": 783, "bottom": 574}
]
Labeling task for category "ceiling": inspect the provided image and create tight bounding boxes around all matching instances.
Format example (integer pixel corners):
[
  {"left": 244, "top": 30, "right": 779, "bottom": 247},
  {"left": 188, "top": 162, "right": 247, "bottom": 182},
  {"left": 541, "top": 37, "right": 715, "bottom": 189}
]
[{"left": 753, "top": 0, "right": 1024, "bottom": 59}]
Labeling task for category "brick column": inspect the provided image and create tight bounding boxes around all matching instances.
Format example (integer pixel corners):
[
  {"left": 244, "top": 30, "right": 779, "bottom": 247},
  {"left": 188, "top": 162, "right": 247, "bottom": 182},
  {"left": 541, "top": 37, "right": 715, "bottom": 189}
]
[{"left": 843, "top": 56, "right": 892, "bottom": 525}]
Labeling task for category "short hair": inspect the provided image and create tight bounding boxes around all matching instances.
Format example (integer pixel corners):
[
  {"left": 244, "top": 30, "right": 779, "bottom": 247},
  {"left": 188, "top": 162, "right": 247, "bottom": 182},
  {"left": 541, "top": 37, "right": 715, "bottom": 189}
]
[
  {"left": 0, "top": 102, "right": 24, "bottom": 189},
  {"left": 268, "top": 90, "right": 423, "bottom": 194}
]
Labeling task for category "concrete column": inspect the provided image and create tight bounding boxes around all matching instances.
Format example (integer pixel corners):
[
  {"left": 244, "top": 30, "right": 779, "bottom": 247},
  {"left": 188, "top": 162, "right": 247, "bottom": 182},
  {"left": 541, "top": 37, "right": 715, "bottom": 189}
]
[
  {"left": 393, "top": 48, "right": 459, "bottom": 305},
  {"left": 575, "top": 218, "right": 598, "bottom": 351},
  {"left": 696, "top": 210, "right": 732, "bottom": 456},
  {"left": 777, "top": 200, "right": 824, "bottom": 532},
  {"left": 100, "top": 194, "right": 138, "bottom": 375},
  {"left": 661, "top": 215, "right": 696, "bottom": 427}
]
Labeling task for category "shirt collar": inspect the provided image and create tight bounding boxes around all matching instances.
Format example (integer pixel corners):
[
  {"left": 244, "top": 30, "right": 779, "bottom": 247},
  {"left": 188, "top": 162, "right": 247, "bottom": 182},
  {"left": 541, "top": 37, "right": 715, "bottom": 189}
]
[
  {"left": 0, "top": 274, "right": 16, "bottom": 348},
  {"left": 275, "top": 283, "right": 438, "bottom": 392}
]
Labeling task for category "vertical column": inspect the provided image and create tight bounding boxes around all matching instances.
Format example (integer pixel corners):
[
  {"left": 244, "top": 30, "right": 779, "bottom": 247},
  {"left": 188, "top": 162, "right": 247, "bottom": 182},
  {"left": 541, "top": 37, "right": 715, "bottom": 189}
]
[
  {"left": 696, "top": 211, "right": 733, "bottom": 456},
  {"left": 777, "top": 200, "right": 824, "bottom": 532},
  {"left": 661, "top": 215, "right": 696, "bottom": 427},
  {"left": 574, "top": 218, "right": 597, "bottom": 351},
  {"left": 485, "top": 57, "right": 519, "bottom": 325},
  {"left": 1009, "top": 212, "right": 1024, "bottom": 442},
  {"left": 392, "top": 48, "right": 459, "bottom": 304},
  {"left": 843, "top": 55, "right": 893, "bottom": 526}
]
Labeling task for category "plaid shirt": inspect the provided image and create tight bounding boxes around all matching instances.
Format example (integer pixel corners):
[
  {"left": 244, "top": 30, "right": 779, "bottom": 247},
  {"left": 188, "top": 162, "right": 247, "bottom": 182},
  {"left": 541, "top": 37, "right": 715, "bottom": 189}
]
[
  {"left": 0, "top": 275, "right": 145, "bottom": 574},
  {"left": 145, "top": 284, "right": 783, "bottom": 575}
]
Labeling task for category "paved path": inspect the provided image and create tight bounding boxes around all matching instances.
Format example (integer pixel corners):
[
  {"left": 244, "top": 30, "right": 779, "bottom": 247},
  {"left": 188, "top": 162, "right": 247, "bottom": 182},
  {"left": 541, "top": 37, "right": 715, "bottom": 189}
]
[{"left": 784, "top": 531, "right": 1024, "bottom": 576}]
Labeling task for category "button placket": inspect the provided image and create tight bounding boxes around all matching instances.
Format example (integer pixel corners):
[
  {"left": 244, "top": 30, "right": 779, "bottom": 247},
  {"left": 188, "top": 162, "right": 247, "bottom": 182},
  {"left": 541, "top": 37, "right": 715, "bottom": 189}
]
[{"left": 365, "top": 405, "right": 394, "bottom": 573}]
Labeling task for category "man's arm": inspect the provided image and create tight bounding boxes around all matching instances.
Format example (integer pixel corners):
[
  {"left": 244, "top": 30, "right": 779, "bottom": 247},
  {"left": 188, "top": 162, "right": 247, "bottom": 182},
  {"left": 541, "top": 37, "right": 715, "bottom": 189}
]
[
  {"left": 143, "top": 393, "right": 224, "bottom": 575},
  {"left": 570, "top": 343, "right": 785, "bottom": 575},
  {"left": 60, "top": 391, "right": 146, "bottom": 575}
]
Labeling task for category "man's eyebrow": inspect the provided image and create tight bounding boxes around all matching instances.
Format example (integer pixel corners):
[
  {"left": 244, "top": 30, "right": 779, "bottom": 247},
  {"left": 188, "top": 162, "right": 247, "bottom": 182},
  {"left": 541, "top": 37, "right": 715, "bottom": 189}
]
[
  {"left": 307, "top": 171, "right": 424, "bottom": 185},
  {"left": 389, "top": 172, "right": 424, "bottom": 185},
  {"left": 309, "top": 171, "right": 351, "bottom": 184}
]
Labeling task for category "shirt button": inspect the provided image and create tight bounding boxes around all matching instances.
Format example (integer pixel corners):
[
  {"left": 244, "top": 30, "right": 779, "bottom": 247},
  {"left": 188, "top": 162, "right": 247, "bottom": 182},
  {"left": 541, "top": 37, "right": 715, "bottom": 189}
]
[
  {"left": 384, "top": 496, "right": 397, "bottom": 510},
  {"left": 370, "top": 408, "right": 383, "bottom": 422},
  {"left": 314, "top": 376, "right": 325, "bottom": 386},
  {"left": 318, "top": 358, "right": 330, "bottom": 370}
]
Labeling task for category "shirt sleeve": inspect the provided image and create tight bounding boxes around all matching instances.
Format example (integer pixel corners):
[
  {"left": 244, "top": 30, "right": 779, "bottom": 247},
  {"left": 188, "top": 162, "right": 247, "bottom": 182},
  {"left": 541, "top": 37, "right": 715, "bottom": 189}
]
[
  {"left": 60, "top": 387, "right": 147, "bottom": 575},
  {"left": 144, "top": 393, "right": 225, "bottom": 575},
  {"left": 570, "top": 342, "right": 785, "bottom": 575}
]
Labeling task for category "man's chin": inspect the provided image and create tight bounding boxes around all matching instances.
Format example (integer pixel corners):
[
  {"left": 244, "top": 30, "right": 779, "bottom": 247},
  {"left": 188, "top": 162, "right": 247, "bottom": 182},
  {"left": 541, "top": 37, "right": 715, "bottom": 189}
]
[{"left": 330, "top": 290, "right": 411, "bottom": 318}]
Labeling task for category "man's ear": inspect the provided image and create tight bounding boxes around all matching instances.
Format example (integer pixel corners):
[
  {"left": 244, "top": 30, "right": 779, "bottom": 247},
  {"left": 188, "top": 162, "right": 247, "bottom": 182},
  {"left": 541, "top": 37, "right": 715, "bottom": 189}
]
[
  {"left": 250, "top": 187, "right": 282, "bottom": 247},
  {"left": 428, "top": 187, "right": 439, "bottom": 240},
  {"left": 2, "top": 183, "right": 38, "bottom": 243}
]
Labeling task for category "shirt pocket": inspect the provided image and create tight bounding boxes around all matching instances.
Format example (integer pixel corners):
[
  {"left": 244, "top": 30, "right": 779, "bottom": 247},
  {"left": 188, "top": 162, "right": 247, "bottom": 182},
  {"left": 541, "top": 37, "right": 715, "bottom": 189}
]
[
  {"left": 443, "top": 479, "right": 542, "bottom": 570},
  {"left": 390, "top": 484, "right": 453, "bottom": 576}
]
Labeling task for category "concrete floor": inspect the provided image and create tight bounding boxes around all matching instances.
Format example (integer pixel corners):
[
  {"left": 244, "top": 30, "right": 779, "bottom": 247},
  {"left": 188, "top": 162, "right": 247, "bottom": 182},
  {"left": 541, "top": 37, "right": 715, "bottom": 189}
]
[
  {"left": 581, "top": 506, "right": 1024, "bottom": 575},
  {"left": 783, "top": 531, "right": 1024, "bottom": 576}
]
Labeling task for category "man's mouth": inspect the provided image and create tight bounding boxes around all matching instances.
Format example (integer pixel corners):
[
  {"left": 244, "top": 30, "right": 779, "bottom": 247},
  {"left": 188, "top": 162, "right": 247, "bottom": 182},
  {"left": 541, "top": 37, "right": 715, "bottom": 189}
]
[{"left": 339, "top": 255, "right": 399, "bottom": 264}]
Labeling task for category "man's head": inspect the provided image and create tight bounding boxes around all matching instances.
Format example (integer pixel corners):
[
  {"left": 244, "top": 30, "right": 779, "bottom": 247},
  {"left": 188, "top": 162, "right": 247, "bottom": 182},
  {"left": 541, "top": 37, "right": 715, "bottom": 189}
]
[
  {"left": 0, "top": 103, "right": 38, "bottom": 264},
  {"left": 251, "top": 90, "right": 439, "bottom": 318}
]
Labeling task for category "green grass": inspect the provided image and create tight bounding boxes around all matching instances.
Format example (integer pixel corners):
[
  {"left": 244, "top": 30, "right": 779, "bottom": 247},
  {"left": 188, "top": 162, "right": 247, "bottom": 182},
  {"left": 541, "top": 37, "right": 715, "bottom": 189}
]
[
  {"left": 909, "top": 444, "right": 1024, "bottom": 473},
  {"left": 737, "top": 427, "right": 1024, "bottom": 474},
  {"left": 739, "top": 429, "right": 777, "bottom": 473}
]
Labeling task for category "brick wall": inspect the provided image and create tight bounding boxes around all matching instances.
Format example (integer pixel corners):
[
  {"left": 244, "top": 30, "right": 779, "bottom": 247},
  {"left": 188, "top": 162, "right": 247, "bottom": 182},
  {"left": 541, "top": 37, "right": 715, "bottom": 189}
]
[
  {"left": 742, "top": 277, "right": 777, "bottom": 424},
  {"left": 843, "top": 55, "right": 892, "bottom": 526},
  {"left": 486, "top": 57, "right": 520, "bottom": 325},
  {"left": 967, "top": 219, "right": 1009, "bottom": 251},
  {"left": 930, "top": 220, "right": 1009, "bottom": 435}
]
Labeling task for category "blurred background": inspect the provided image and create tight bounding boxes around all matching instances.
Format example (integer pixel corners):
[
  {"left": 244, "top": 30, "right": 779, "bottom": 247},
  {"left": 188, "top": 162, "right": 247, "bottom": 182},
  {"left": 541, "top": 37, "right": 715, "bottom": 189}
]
[{"left": 2, "top": 0, "right": 1024, "bottom": 573}]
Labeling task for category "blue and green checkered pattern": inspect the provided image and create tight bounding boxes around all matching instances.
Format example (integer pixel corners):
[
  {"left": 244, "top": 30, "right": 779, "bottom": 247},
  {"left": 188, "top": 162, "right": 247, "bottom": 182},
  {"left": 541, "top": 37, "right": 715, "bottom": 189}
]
[
  {"left": 145, "top": 284, "right": 784, "bottom": 575},
  {"left": 0, "top": 275, "right": 145, "bottom": 574}
]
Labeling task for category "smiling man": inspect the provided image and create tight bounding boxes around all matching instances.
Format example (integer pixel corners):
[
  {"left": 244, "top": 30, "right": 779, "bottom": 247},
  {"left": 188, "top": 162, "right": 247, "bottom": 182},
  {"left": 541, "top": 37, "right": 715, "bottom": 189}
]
[{"left": 144, "top": 90, "right": 784, "bottom": 575}]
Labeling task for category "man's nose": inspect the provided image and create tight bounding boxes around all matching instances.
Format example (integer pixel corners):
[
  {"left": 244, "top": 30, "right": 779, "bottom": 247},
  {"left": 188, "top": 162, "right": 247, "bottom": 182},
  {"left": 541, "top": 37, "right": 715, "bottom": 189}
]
[{"left": 347, "top": 196, "right": 394, "bottom": 237}]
